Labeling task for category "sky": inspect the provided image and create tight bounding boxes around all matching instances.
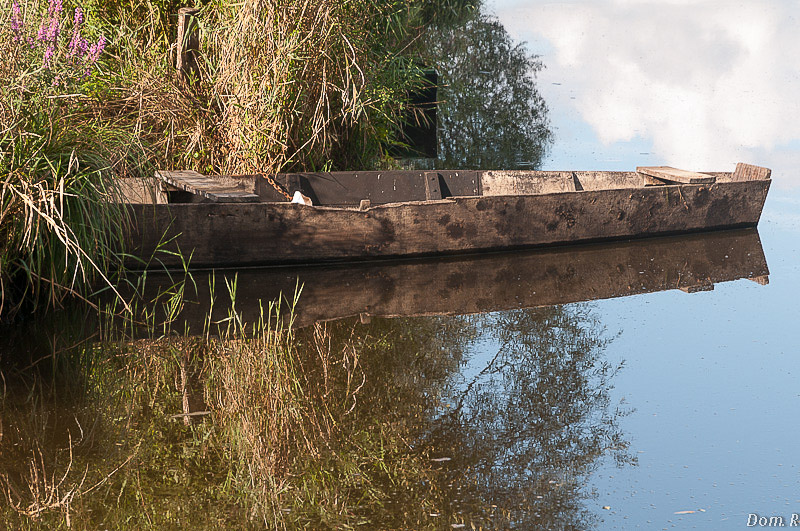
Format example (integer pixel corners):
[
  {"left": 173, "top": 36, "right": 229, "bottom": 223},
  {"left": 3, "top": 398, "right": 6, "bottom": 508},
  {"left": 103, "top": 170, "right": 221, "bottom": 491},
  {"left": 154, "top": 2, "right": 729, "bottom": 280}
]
[{"left": 485, "top": 0, "right": 800, "bottom": 188}]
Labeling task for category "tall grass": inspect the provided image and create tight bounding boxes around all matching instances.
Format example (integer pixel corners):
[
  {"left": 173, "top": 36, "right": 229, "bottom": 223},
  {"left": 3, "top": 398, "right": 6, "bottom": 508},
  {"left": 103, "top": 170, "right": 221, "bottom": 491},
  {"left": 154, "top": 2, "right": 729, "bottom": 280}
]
[
  {"left": 0, "top": 0, "right": 452, "bottom": 317},
  {"left": 0, "top": 0, "right": 148, "bottom": 317},
  {"left": 202, "top": 0, "right": 426, "bottom": 173},
  {"left": 88, "top": 0, "right": 434, "bottom": 175}
]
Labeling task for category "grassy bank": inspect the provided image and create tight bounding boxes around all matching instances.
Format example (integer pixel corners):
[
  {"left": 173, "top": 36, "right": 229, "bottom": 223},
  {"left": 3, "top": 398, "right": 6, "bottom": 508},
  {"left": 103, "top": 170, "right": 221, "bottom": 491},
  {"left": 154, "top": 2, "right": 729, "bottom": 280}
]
[{"left": 1, "top": 0, "right": 474, "bottom": 318}]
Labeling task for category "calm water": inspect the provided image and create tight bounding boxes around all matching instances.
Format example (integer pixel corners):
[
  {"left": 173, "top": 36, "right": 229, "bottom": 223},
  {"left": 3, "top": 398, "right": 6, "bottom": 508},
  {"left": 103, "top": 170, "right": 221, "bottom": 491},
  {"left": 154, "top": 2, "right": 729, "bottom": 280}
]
[
  {"left": 3, "top": 198, "right": 791, "bottom": 529},
  {"left": 583, "top": 188, "right": 800, "bottom": 529},
  {"left": 437, "top": 187, "right": 799, "bottom": 530}
]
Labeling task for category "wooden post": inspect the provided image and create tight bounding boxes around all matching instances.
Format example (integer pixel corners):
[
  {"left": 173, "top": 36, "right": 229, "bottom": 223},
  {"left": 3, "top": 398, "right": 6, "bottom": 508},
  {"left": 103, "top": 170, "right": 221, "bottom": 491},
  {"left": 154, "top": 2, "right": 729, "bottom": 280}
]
[{"left": 176, "top": 7, "right": 201, "bottom": 85}]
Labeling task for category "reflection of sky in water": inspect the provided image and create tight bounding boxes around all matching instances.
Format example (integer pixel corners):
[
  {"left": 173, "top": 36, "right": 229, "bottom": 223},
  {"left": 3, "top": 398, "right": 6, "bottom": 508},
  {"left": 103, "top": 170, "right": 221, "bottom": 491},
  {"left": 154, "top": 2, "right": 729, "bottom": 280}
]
[
  {"left": 586, "top": 190, "right": 800, "bottom": 529},
  {"left": 487, "top": 0, "right": 800, "bottom": 189},
  {"left": 461, "top": 3, "right": 800, "bottom": 527},
  {"left": 454, "top": 188, "right": 800, "bottom": 529}
]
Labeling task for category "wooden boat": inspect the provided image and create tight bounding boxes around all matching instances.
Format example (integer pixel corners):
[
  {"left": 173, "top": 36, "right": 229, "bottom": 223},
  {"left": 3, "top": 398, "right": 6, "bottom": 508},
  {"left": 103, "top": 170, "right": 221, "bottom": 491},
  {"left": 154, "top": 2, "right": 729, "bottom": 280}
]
[
  {"left": 122, "top": 163, "right": 771, "bottom": 268},
  {"left": 134, "top": 228, "right": 768, "bottom": 329}
]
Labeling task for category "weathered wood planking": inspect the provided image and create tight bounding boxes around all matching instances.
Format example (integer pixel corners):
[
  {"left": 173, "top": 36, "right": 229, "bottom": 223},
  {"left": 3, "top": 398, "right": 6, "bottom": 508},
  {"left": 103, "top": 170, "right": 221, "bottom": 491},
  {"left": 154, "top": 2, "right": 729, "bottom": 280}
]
[
  {"left": 133, "top": 229, "right": 768, "bottom": 329},
  {"left": 156, "top": 170, "right": 260, "bottom": 203},
  {"left": 115, "top": 178, "right": 168, "bottom": 204},
  {"left": 731, "top": 162, "right": 771, "bottom": 182},
  {"left": 126, "top": 178, "right": 770, "bottom": 268},
  {"left": 176, "top": 8, "right": 201, "bottom": 85},
  {"left": 637, "top": 166, "right": 716, "bottom": 184},
  {"left": 573, "top": 171, "right": 647, "bottom": 191},
  {"left": 424, "top": 171, "right": 443, "bottom": 200},
  {"left": 482, "top": 171, "right": 576, "bottom": 195}
]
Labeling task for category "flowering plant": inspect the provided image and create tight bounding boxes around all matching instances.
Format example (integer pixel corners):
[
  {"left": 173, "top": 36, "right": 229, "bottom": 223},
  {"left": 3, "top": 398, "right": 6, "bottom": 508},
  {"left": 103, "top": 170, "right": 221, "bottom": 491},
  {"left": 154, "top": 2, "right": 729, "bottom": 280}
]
[{"left": 6, "top": 0, "right": 106, "bottom": 91}]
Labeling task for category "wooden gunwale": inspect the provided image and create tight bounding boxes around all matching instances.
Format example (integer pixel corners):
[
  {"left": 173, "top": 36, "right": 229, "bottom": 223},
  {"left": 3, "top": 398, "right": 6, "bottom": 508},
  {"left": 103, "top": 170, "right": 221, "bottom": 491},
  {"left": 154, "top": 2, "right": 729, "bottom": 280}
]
[{"left": 126, "top": 171, "right": 771, "bottom": 269}]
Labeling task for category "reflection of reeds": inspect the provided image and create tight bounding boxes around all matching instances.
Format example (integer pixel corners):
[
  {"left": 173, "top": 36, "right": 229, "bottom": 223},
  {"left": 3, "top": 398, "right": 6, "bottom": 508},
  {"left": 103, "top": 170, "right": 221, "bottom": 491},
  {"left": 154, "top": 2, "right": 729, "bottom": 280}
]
[
  {"left": 2, "top": 438, "right": 83, "bottom": 524},
  {"left": 206, "top": 308, "right": 367, "bottom": 525},
  {"left": 1, "top": 282, "right": 633, "bottom": 529},
  {"left": 1, "top": 295, "right": 433, "bottom": 528}
]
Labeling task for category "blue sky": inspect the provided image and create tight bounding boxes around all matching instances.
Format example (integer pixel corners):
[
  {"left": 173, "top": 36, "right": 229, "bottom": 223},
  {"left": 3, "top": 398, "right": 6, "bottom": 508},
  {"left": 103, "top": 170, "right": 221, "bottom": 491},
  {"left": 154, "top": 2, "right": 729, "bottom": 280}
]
[{"left": 485, "top": 0, "right": 800, "bottom": 188}]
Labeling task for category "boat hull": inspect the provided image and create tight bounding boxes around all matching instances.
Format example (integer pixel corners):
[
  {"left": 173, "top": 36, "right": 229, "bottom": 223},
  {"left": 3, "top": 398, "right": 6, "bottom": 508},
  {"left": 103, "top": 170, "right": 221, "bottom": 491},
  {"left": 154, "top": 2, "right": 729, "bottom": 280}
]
[{"left": 126, "top": 178, "right": 770, "bottom": 268}]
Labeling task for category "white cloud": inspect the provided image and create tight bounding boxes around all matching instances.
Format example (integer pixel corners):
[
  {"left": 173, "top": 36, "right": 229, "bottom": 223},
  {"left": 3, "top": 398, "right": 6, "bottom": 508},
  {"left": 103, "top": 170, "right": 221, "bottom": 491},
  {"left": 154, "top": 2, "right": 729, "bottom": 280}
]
[{"left": 489, "top": 0, "right": 800, "bottom": 185}]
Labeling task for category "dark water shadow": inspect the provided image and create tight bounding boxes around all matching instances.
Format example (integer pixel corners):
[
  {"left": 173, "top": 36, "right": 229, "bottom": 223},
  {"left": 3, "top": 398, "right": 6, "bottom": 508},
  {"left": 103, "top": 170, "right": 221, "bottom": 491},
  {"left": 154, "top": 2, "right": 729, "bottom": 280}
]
[{"left": 128, "top": 228, "right": 768, "bottom": 333}]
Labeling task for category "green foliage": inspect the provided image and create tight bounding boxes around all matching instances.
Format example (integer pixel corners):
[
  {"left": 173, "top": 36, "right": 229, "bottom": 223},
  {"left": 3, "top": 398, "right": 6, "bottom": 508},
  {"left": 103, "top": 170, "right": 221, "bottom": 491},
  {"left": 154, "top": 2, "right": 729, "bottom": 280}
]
[
  {"left": 0, "top": 0, "right": 483, "bottom": 317},
  {"left": 0, "top": 0, "right": 156, "bottom": 317},
  {"left": 0, "top": 96, "right": 138, "bottom": 317}
]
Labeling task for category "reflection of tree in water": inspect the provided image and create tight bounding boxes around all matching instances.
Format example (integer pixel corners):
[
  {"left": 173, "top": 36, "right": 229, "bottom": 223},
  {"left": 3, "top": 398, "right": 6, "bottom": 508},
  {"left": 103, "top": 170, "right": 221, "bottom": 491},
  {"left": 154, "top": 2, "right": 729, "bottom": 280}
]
[
  {"left": 0, "top": 301, "right": 631, "bottom": 529},
  {"left": 420, "top": 305, "right": 634, "bottom": 529},
  {"left": 420, "top": 5, "right": 552, "bottom": 170},
  {"left": 321, "top": 304, "right": 633, "bottom": 529}
]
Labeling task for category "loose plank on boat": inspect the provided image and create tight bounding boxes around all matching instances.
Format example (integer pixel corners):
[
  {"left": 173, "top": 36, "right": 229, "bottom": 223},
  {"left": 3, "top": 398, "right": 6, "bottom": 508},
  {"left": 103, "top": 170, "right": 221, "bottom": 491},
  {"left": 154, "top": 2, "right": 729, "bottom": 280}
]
[{"left": 637, "top": 166, "right": 716, "bottom": 184}]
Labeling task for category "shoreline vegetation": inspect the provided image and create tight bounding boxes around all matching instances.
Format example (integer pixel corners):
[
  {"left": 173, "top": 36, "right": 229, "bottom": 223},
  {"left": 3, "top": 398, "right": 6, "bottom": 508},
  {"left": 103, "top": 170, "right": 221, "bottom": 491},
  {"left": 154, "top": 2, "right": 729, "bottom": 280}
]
[
  {"left": 0, "top": 1, "right": 567, "bottom": 528},
  {"left": 0, "top": 0, "right": 550, "bottom": 318},
  {"left": 0, "top": 0, "right": 475, "bottom": 317}
]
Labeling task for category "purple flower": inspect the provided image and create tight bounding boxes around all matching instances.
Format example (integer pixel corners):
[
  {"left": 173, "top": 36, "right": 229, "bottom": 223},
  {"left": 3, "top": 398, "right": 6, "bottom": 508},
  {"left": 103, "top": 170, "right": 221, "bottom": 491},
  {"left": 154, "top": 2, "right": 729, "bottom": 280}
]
[
  {"left": 10, "top": 1, "right": 22, "bottom": 40},
  {"left": 47, "top": 0, "right": 63, "bottom": 17},
  {"left": 69, "top": 34, "right": 88, "bottom": 58},
  {"left": 68, "top": 8, "right": 87, "bottom": 58},
  {"left": 36, "top": 0, "right": 62, "bottom": 46},
  {"left": 73, "top": 6, "right": 83, "bottom": 29},
  {"left": 87, "top": 35, "right": 106, "bottom": 64},
  {"left": 45, "top": 16, "right": 59, "bottom": 41}
]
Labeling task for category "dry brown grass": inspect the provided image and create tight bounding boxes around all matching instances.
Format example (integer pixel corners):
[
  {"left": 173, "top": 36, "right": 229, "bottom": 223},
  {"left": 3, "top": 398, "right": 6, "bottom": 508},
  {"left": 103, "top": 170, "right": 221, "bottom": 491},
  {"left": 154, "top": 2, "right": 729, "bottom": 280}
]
[{"left": 91, "top": 0, "right": 420, "bottom": 178}]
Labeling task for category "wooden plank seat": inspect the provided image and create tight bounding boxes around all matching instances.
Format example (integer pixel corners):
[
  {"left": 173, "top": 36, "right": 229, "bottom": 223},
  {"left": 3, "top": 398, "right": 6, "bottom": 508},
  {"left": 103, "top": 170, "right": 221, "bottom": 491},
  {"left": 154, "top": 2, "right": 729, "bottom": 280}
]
[
  {"left": 636, "top": 166, "right": 716, "bottom": 184},
  {"left": 156, "top": 170, "right": 260, "bottom": 203}
]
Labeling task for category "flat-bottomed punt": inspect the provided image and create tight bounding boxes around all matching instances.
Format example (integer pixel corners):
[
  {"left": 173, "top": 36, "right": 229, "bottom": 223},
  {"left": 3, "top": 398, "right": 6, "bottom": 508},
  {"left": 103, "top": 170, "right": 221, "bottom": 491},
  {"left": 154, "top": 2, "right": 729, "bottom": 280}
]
[{"left": 122, "top": 163, "right": 771, "bottom": 268}]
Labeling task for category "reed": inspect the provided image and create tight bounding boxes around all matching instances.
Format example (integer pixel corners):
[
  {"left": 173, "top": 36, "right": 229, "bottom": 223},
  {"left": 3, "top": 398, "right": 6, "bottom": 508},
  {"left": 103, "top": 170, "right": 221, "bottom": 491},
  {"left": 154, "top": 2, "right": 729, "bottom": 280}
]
[
  {"left": 0, "top": 0, "right": 158, "bottom": 318},
  {"left": 0, "top": 0, "right": 449, "bottom": 317}
]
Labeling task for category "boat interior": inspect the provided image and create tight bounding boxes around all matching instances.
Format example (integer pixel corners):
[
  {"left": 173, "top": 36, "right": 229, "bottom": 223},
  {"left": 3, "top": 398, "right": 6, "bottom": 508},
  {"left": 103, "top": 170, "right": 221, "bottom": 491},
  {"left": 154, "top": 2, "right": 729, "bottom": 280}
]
[{"left": 118, "top": 163, "right": 770, "bottom": 206}]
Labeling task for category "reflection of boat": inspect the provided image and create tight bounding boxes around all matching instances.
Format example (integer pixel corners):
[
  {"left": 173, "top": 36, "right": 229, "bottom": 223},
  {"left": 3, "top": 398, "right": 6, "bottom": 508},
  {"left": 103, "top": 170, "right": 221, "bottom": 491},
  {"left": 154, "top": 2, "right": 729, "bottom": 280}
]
[
  {"left": 124, "top": 163, "right": 770, "bottom": 267},
  {"left": 151, "top": 228, "right": 768, "bottom": 329}
]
